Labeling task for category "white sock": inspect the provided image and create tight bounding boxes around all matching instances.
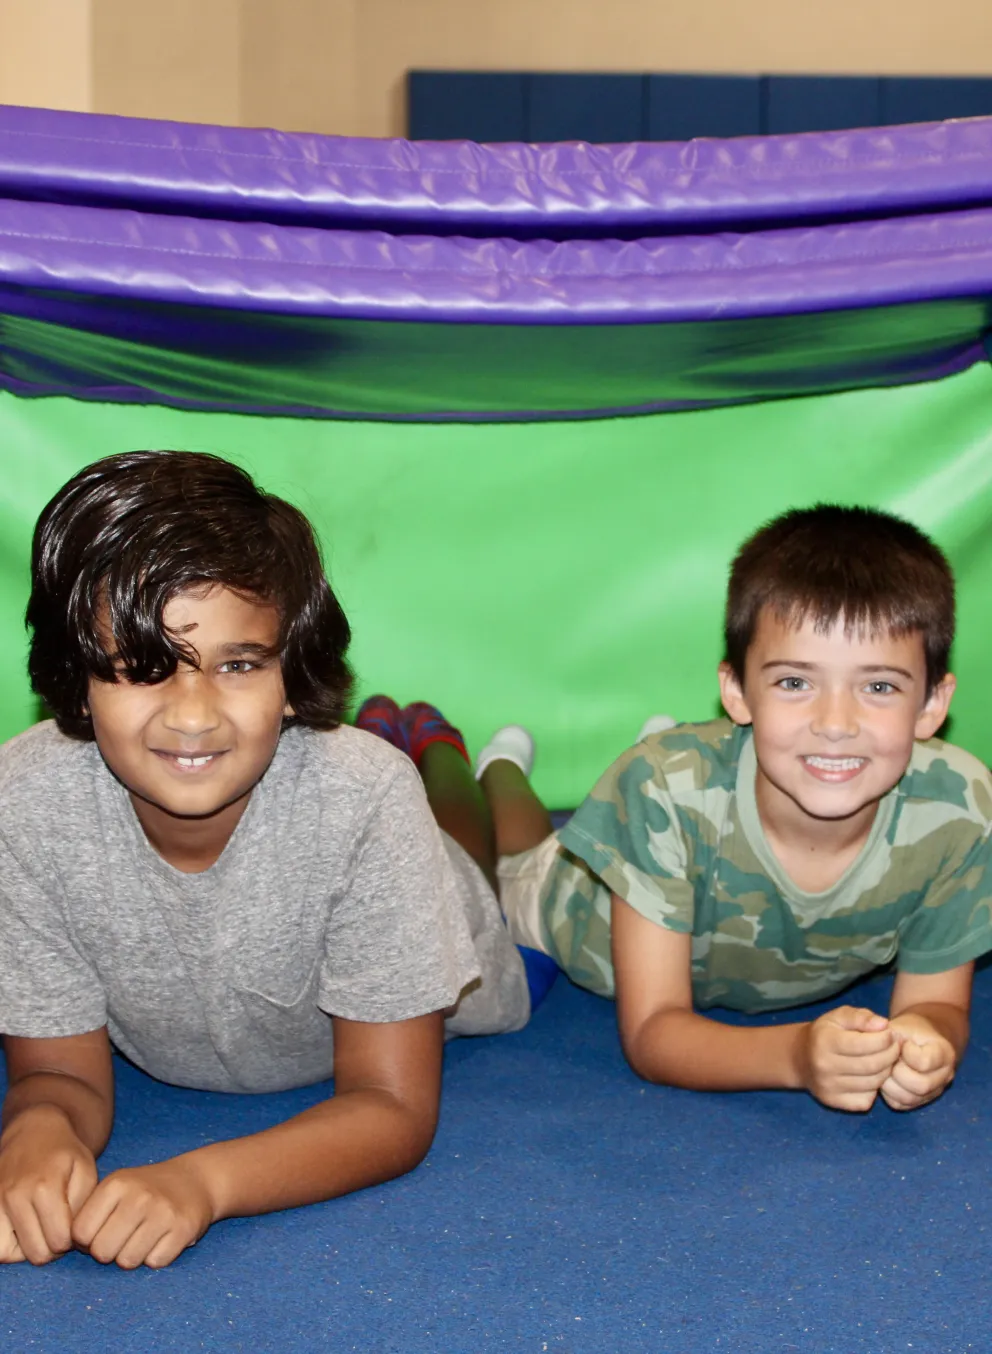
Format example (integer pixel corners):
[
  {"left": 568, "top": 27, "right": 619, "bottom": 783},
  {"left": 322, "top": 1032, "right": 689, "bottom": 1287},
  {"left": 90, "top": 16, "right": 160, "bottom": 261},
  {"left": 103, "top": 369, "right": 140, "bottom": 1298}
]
[
  {"left": 636, "top": 713, "right": 677, "bottom": 741},
  {"left": 474, "top": 725, "right": 535, "bottom": 780}
]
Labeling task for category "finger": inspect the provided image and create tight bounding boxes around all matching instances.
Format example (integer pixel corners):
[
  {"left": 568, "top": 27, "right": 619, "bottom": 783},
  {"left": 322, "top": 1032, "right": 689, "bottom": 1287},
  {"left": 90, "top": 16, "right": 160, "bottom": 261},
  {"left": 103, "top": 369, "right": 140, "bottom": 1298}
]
[
  {"left": 882, "top": 1066, "right": 946, "bottom": 1110},
  {"left": 899, "top": 1039, "right": 946, "bottom": 1074},
  {"left": 143, "top": 1228, "right": 196, "bottom": 1270},
  {"left": 823, "top": 1089, "right": 878, "bottom": 1113},
  {"left": 83, "top": 1202, "right": 147, "bottom": 1267},
  {"left": 112, "top": 1217, "right": 174, "bottom": 1271},
  {"left": 880, "top": 1078, "right": 919, "bottom": 1111},
  {"left": 71, "top": 1179, "right": 119, "bottom": 1249},
  {"left": 829, "top": 1027, "right": 896, "bottom": 1058},
  {"left": 886, "top": 1023, "right": 914, "bottom": 1046},
  {"left": 65, "top": 1156, "right": 99, "bottom": 1217},
  {"left": 889, "top": 1058, "right": 946, "bottom": 1100},
  {"left": 829, "top": 1006, "right": 889, "bottom": 1033},
  {"left": 5, "top": 1195, "right": 60, "bottom": 1266},
  {"left": 0, "top": 1212, "right": 26, "bottom": 1264},
  {"left": 835, "top": 1045, "right": 902, "bottom": 1078},
  {"left": 831, "top": 1072, "right": 898, "bottom": 1094},
  {"left": 34, "top": 1180, "right": 77, "bottom": 1256}
]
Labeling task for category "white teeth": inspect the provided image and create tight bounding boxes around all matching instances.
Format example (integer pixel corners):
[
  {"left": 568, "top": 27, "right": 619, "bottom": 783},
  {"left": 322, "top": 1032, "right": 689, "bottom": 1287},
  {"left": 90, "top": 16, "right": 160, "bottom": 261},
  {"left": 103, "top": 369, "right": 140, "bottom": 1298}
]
[
  {"left": 804, "top": 756, "right": 864, "bottom": 771},
  {"left": 175, "top": 755, "right": 213, "bottom": 767}
]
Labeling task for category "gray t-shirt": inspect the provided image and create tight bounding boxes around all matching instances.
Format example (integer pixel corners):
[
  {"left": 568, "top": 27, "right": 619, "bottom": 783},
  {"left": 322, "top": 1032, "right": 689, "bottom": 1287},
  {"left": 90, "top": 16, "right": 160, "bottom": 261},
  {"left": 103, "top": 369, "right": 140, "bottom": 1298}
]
[{"left": 0, "top": 721, "right": 528, "bottom": 1093}]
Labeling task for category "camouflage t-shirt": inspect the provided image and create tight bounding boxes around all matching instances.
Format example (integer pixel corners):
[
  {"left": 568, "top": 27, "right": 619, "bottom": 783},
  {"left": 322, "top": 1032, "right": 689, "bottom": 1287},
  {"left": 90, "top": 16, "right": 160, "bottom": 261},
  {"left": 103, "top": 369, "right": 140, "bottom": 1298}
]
[{"left": 543, "top": 718, "right": 992, "bottom": 1013}]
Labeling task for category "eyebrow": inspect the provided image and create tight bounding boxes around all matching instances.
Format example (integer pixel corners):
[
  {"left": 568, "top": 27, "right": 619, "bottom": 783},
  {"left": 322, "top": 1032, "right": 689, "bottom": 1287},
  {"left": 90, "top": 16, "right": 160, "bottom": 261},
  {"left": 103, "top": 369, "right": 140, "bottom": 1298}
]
[
  {"left": 214, "top": 642, "right": 277, "bottom": 659},
  {"left": 761, "top": 660, "right": 916, "bottom": 679}
]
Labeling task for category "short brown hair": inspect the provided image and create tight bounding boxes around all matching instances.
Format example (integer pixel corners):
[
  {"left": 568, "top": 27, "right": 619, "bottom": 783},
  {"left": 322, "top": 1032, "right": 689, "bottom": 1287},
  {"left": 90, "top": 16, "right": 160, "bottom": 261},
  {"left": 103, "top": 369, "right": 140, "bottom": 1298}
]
[
  {"left": 725, "top": 504, "right": 955, "bottom": 694},
  {"left": 27, "top": 450, "right": 353, "bottom": 739}
]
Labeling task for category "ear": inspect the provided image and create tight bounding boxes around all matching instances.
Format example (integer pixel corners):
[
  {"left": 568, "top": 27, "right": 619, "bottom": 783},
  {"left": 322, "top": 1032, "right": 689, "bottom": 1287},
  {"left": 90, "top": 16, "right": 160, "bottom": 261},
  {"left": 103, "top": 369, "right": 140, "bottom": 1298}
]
[
  {"left": 283, "top": 701, "right": 296, "bottom": 719},
  {"left": 914, "top": 672, "right": 956, "bottom": 740},
  {"left": 718, "top": 661, "right": 753, "bottom": 727}
]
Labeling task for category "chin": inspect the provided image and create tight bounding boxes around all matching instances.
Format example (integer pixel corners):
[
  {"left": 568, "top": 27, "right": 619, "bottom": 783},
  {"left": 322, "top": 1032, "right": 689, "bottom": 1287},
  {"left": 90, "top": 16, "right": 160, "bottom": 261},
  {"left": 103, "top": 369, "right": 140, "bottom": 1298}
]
[
  {"left": 801, "top": 800, "right": 873, "bottom": 822},
  {"left": 139, "top": 781, "right": 240, "bottom": 818},
  {"left": 793, "top": 785, "right": 883, "bottom": 820}
]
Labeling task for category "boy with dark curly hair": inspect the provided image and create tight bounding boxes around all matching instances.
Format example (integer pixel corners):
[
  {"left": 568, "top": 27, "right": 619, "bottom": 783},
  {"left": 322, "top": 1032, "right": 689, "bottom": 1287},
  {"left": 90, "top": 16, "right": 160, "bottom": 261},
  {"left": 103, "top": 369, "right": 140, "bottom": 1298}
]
[{"left": 0, "top": 450, "right": 532, "bottom": 1270}]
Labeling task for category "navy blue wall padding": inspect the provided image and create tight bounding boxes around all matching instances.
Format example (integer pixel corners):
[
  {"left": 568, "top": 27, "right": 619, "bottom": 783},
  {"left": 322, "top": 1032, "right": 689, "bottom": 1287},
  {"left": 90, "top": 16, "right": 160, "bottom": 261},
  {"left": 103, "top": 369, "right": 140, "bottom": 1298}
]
[
  {"left": 882, "top": 77, "right": 992, "bottom": 127},
  {"left": 407, "top": 71, "right": 527, "bottom": 142},
  {"left": 409, "top": 71, "right": 992, "bottom": 145},
  {"left": 765, "top": 76, "right": 884, "bottom": 135},
  {"left": 7, "top": 971, "right": 992, "bottom": 1351},
  {"left": 646, "top": 74, "right": 762, "bottom": 140},
  {"left": 528, "top": 73, "right": 645, "bottom": 143}
]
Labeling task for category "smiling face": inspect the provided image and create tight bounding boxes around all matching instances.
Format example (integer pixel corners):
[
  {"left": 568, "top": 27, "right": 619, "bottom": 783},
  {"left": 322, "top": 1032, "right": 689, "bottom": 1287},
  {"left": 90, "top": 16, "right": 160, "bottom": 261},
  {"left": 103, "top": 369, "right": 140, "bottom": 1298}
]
[
  {"left": 718, "top": 607, "right": 955, "bottom": 840},
  {"left": 86, "top": 585, "right": 292, "bottom": 867}
]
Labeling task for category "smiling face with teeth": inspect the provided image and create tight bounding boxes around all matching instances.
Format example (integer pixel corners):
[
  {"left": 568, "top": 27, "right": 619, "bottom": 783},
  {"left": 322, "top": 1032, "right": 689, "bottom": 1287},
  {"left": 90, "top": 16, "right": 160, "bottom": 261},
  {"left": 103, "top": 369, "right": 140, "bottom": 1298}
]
[
  {"left": 86, "top": 585, "right": 293, "bottom": 871},
  {"left": 718, "top": 606, "right": 956, "bottom": 851}
]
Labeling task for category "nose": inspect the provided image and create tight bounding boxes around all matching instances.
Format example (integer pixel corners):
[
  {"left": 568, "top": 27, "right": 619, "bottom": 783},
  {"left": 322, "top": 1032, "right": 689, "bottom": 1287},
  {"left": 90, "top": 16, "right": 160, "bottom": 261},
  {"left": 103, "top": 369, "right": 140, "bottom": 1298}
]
[
  {"left": 160, "top": 668, "right": 221, "bottom": 737},
  {"left": 809, "top": 687, "right": 859, "bottom": 741}
]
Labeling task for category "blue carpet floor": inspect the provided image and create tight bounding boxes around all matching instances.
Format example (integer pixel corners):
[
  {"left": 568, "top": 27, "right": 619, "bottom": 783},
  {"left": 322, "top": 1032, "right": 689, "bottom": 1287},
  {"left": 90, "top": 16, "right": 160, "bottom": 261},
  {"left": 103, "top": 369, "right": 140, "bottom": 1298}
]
[{"left": 4, "top": 968, "right": 992, "bottom": 1352}]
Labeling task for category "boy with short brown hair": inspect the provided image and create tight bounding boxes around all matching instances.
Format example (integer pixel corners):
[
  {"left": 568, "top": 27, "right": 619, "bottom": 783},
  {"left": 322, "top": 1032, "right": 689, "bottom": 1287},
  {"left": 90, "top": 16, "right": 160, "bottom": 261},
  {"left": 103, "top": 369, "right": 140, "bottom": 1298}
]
[{"left": 486, "top": 504, "right": 992, "bottom": 1111}]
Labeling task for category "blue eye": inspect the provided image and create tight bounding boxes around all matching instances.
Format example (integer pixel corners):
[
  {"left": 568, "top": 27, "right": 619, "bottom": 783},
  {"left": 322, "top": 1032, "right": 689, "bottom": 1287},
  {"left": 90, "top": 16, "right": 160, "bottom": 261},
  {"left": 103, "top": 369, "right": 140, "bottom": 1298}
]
[
  {"left": 777, "top": 676, "right": 809, "bottom": 691},
  {"left": 866, "top": 680, "right": 896, "bottom": 695}
]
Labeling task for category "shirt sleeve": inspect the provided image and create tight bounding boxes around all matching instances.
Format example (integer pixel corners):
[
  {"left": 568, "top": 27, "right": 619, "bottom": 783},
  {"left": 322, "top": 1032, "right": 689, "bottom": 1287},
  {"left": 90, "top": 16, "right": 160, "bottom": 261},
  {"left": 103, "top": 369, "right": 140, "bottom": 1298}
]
[
  {"left": 0, "top": 825, "right": 107, "bottom": 1038},
  {"left": 897, "top": 826, "right": 992, "bottom": 974},
  {"left": 556, "top": 743, "right": 695, "bottom": 934},
  {"left": 316, "top": 757, "right": 481, "bottom": 1022}
]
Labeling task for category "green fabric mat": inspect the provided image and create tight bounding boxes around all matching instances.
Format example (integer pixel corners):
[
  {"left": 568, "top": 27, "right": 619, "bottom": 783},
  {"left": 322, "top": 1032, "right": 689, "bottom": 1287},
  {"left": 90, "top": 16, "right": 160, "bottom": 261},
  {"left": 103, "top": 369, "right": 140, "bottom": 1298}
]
[
  {"left": 3, "top": 296, "right": 986, "bottom": 416},
  {"left": 2, "top": 364, "right": 991, "bottom": 806}
]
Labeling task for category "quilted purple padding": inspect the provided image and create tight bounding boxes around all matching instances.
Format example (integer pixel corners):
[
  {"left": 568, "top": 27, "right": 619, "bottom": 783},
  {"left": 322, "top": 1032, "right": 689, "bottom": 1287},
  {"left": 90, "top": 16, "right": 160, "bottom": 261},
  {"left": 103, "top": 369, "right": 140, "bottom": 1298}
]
[
  {"left": 3, "top": 195, "right": 992, "bottom": 323},
  {"left": 3, "top": 103, "right": 992, "bottom": 234}
]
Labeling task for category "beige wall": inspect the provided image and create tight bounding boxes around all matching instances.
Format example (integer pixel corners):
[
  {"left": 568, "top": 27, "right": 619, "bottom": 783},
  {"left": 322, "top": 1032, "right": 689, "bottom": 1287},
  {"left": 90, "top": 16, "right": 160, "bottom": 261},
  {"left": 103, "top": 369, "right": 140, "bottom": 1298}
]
[
  {"left": 0, "top": 0, "right": 92, "bottom": 113},
  {"left": 92, "top": 0, "right": 241, "bottom": 127},
  {"left": 240, "top": 0, "right": 357, "bottom": 140},
  {"left": 1, "top": 0, "right": 991, "bottom": 137}
]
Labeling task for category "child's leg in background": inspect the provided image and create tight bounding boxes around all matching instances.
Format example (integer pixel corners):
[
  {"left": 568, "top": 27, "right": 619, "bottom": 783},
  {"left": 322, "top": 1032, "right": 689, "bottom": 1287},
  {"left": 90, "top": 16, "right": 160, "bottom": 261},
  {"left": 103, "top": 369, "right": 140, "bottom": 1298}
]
[
  {"left": 418, "top": 741, "right": 536, "bottom": 1033},
  {"left": 419, "top": 747, "right": 555, "bottom": 893},
  {"left": 418, "top": 742, "right": 498, "bottom": 892},
  {"left": 477, "top": 759, "right": 553, "bottom": 860},
  {"left": 356, "top": 697, "right": 556, "bottom": 1023},
  {"left": 477, "top": 753, "right": 560, "bottom": 1011},
  {"left": 357, "top": 695, "right": 501, "bottom": 890}
]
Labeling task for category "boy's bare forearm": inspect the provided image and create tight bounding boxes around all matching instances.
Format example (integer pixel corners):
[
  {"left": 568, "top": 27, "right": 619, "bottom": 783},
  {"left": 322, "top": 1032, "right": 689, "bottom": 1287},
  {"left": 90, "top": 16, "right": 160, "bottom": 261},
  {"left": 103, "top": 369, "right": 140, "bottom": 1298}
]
[
  {"left": 2, "top": 1032, "right": 115, "bottom": 1158},
  {"left": 2, "top": 1071, "right": 113, "bottom": 1157},
  {"left": 622, "top": 1007, "right": 807, "bottom": 1092},
  {"left": 176, "top": 1087, "right": 437, "bottom": 1222}
]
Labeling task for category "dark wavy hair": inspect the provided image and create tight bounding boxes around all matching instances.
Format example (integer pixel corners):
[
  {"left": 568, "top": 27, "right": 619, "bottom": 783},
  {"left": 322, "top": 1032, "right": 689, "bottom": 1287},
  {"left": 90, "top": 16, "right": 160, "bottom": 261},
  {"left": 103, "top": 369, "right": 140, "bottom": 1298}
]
[
  {"left": 725, "top": 504, "right": 955, "bottom": 695},
  {"left": 27, "top": 450, "right": 353, "bottom": 739}
]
